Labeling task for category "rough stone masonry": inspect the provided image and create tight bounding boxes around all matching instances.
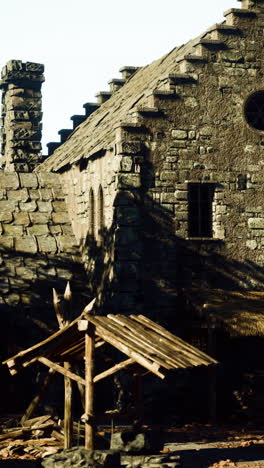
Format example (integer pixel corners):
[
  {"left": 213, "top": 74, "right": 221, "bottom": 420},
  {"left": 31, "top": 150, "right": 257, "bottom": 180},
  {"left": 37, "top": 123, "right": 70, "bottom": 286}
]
[{"left": 2, "top": 0, "right": 264, "bottom": 419}]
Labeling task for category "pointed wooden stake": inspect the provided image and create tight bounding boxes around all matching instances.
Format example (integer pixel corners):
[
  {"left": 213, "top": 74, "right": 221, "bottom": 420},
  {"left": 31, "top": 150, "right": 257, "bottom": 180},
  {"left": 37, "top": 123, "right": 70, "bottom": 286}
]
[
  {"left": 53, "top": 288, "right": 64, "bottom": 329},
  {"left": 85, "top": 323, "right": 95, "bottom": 450},
  {"left": 63, "top": 282, "right": 72, "bottom": 325}
]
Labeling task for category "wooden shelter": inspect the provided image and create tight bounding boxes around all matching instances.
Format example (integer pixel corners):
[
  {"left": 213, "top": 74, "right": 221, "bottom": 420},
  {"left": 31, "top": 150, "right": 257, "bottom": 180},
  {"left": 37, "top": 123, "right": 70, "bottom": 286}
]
[{"left": 3, "top": 292, "right": 217, "bottom": 450}]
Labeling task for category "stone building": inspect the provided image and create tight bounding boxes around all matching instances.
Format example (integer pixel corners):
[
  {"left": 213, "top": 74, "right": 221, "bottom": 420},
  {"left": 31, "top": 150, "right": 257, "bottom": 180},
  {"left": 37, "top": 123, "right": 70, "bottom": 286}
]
[{"left": 1, "top": 0, "right": 264, "bottom": 419}]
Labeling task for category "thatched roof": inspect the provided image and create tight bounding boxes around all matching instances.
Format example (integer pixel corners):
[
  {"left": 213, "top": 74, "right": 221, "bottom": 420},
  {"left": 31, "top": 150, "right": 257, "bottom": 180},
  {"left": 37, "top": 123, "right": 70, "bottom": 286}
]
[{"left": 184, "top": 288, "right": 264, "bottom": 337}]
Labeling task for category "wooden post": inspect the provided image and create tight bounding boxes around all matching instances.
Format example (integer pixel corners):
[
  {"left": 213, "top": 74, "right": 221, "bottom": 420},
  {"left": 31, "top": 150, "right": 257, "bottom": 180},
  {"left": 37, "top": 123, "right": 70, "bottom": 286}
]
[
  {"left": 63, "top": 282, "right": 73, "bottom": 449},
  {"left": 85, "top": 323, "right": 95, "bottom": 450},
  {"left": 133, "top": 373, "right": 143, "bottom": 429},
  {"left": 53, "top": 283, "right": 74, "bottom": 449},
  {"left": 208, "top": 319, "right": 217, "bottom": 422},
  {"left": 64, "top": 362, "right": 73, "bottom": 449}
]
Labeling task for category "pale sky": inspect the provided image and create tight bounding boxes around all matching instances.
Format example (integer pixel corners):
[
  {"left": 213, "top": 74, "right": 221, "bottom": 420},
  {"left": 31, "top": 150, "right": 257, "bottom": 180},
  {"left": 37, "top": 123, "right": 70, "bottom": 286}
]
[{"left": 1, "top": 0, "right": 238, "bottom": 154}]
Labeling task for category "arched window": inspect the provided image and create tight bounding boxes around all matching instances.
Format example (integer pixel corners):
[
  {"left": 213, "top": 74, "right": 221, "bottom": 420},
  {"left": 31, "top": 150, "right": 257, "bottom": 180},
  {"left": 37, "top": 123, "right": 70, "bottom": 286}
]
[
  {"left": 97, "top": 185, "right": 104, "bottom": 240},
  {"left": 88, "top": 188, "right": 95, "bottom": 238}
]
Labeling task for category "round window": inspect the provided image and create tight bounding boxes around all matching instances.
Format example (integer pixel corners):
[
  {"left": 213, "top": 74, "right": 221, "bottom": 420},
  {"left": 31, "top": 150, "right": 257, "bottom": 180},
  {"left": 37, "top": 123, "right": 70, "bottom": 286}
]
[{"left": 244, "top": 91, "right": 264, "bottom": 131}]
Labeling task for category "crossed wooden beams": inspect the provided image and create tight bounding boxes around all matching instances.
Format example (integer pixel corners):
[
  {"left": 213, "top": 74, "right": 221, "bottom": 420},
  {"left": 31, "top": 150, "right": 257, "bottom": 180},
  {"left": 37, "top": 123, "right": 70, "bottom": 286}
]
[{"left": 3, "top": 283, "right": 218, "bottom": 451}]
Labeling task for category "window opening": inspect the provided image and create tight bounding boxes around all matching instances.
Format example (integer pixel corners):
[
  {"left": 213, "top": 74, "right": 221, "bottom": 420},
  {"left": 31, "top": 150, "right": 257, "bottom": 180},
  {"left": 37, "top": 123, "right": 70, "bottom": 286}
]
[
  {"left": 188, "top": 183, "right": 214, "bottom": 238},
  {"left": 89, "top": 188, "right": 95, "bottom": 238},
  {"left": 244, "top": 91, "right": 264, "bottom": 131},
  {"left": 97, "top": 185, "right": 104, "bottom": 239}
]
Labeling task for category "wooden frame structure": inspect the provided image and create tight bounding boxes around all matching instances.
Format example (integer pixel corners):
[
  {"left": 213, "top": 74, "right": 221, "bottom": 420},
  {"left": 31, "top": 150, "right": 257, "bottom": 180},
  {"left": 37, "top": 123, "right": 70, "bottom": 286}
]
[{"left": 3, "top": 285, "right": 217, "bottom": 450}]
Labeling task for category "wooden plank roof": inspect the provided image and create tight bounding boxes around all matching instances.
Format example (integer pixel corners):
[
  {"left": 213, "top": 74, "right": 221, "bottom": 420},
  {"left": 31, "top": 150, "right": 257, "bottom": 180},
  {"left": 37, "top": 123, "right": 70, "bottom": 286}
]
[{"left": 3, "top": 312, "right": 217, "bottom": 380}]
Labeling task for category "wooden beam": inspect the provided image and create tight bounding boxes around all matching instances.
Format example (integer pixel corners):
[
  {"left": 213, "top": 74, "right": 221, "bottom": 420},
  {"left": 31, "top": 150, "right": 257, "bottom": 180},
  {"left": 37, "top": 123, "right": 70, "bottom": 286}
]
[
  {"left": 94, "top": 358, "right": 135, "bottom": 383},
  {"left": 64, "top": 362, "right": 73, "bottom": 448},
  {"left": 38, "top": 357, "right": 86, "bottom": 386},
  {"left": 88, "top": 317, "right": 165, "bottom": 379},
  {"left": 85, "top": 323, "right": 95, "bottom": 450},
  {"left": 20, "top": 369, "right": 55, "bottom": 425}
]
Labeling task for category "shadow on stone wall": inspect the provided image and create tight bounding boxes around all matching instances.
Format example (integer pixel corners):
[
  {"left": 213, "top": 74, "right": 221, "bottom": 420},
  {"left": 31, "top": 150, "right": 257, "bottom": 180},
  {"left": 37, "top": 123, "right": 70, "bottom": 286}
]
[{"left": 0, "top": 249, "right": 90, "bottom": 412}]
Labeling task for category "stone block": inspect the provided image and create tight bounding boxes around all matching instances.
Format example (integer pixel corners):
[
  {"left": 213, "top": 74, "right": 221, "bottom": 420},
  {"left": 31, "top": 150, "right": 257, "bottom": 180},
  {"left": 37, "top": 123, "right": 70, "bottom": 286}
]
[
  {"left": 41, "top": 448, "right": 120, "bottom": 468},
  {"left": 0, "top": 172, "right": 20, "bottom": 189},
  {"left": 172, "top": 129, "right": 187, "bottom": 139},
  {"left": 117, "top": 141, "right": 142, "bottom": 155},
  {"left": 0, "top": 211, "right": 13, "bottom": 223},
  {"left": 37, "top": 236, "right": 57, "bottom": 253},
  {"left": 0, "top": 236, "right": 13, "bottom": 249},
  {"left": 57, "top": 235, "right": 77, "bottom": 251},
  {"left": 248, "top": 218, "right": 264, "bottom": 229},
  {"left": 39, "top": 189, "right": 53, "bottom": 201},
  {"left": 19, "top": 173, "right": 39, "bottom": 188},
  {"left": 161, "top": 193, "right": 176, "bottom": 203},
  {"left": 37, "top": 172, "right": 60, "bottom": 188},
  {"left": 19, "top": 200, "right": 37, "bottom": 212},
  {"left": 27, "top": 224, "right": 49, "bottom": 236},
  {"left": 120, "top": 156, "right": 133, "bottom": 172},
  {"left": 29, "top": 212, "right": 51, "bottom": 224},
  {"left": 52, "top": 212, "right": 70, "bottom": 224},
  {"left": 50, "top": 225, "right": 62, "bottom": 235},
  {"left": 5, "top": 293, "right": 20, "bottom": 305},
  {"left": 15, "top": 237, "right": 38, "bottom": 253},
  {"left": 8, "top": 188, "right": 29, "bottom": 202},
  {"left": 37, "top": 201, "right": 53, "bottom": 213},
  {"left": 110, "top": 431, "right": 163, "bottom": 453},
  {"left": 13, "top": 212, "right": 30, "bottom": 226},
  {"left": 175, "top": 190, "right": 188, "bottom": 200},
  {"left": 4, "top": 224, "right": 24, "bottom": 236},
  {"left": 246, "top": 240, "right": 257, "bottom": 250},
  {"left": 52, "top": 201, "right": 67, "bottom": 212},
  {"left": 52, "top": 186, "right": 65, "bottom": 199},
  {"left": 16, "top": 266, "right": 37, "bottom": 280},
  {"left": 116, "top": 174, "right": 141, "bottom": 189},
  {"left": 160, "top": 171, "right": 177, "bottom": 181}
]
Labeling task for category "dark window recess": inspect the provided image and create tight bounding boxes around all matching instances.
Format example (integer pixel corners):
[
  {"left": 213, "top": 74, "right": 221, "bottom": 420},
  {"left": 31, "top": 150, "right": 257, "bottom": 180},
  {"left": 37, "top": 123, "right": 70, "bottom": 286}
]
[
  {"left": 188, "top": 183, "right": 214, "bottom": 238},
  {"left": 244, "top": 91, "right": 264, "bottom": 131},
  {"left": 237, "top": 174, "right": 247, "bottom": 191}
]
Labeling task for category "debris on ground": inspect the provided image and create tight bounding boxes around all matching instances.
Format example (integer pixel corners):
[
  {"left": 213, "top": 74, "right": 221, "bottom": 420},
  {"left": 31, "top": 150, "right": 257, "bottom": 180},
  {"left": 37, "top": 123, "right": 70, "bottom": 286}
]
[{"left": 0, "top": 414, "right": 64, "bottom": 459}]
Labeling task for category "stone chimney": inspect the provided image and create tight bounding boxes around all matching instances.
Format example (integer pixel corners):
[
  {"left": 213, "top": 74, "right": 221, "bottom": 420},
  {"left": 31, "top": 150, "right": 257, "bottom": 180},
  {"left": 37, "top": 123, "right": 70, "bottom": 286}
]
[
  {"left": 239, "top": 0, "right": 264, "bottom": 8},
  {"left": 0, "top": 60, "right": 44, "bottom": 172}
]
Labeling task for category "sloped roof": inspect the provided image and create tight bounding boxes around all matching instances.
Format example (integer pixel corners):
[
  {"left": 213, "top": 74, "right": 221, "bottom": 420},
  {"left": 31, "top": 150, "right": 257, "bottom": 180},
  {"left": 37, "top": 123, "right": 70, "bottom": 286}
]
[
  {"left": 184, "top": 288, "right": 264, "bottom": 337},
  {"left": 3, "top": 312, "right": 217, "bottom": 380},
  {"left": 38, "top": 31, "right": 206, "bottom": 173}
]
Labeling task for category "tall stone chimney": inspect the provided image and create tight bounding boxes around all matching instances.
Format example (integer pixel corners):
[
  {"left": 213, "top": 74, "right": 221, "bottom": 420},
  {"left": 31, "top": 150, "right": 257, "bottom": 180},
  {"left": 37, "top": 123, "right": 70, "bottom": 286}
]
[{"left": 0, "top": 60, "right": 44, "bottom": 172}]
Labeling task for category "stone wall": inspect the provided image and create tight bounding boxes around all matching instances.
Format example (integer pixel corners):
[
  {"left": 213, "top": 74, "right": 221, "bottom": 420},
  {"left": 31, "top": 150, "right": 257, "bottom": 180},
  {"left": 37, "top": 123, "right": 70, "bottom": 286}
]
[{"left": 0, "top": 170, "right": 89, "bottom": 364}]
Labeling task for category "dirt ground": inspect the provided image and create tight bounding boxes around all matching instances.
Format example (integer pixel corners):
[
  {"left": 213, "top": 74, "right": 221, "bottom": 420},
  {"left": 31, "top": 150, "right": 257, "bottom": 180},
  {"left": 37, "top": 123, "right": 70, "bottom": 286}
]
[
  {"left": 0, "top": 416, "right": 264, "bottom": 467},
  {"left": 162, "top": 423, "right": 264, "bottom": 467}
]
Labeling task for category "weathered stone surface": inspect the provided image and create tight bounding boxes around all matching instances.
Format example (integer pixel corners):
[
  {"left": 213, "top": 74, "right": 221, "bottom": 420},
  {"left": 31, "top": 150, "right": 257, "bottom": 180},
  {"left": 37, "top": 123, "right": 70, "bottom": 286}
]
[
  {"left": 248, "top": 218, "right": 264, "bottom": 229},
  {"left": 110, "top": 431, "right": 163, "bottom": 453},
  {"left": 19, "top": 200, "right": 37, "bottom": 211},
  {"left": 8, "top": 188, "right": 29, "bottom": 202},
  {"left": 41, "top": 448, "right": 120, "bottom": 468},
  {"left": 19, "top": 172, "right": 39, "bottom": 188},
  {"left": 0, "top": 172, "right": 20, "bottom": 189},
  {"left": 27, "top": 224, "right": 49, "bottom": 235},
  {"left": 116, "top": 174, "right": 141, "bottom": 188},
  {"left": 13, "top": 212, "right": 30, "bottom": 225},
  {"left": 52, "top": 212, "right": 69, "bottom": 224},
  {"left": 36, "top": 236, "right": 57, "bottom": 253},
  {"left": 15, "top": 237, "right": 38, "bottom": 253},
  {"left": 172, "top": 129, "right": 188, "bottom": 139}
]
